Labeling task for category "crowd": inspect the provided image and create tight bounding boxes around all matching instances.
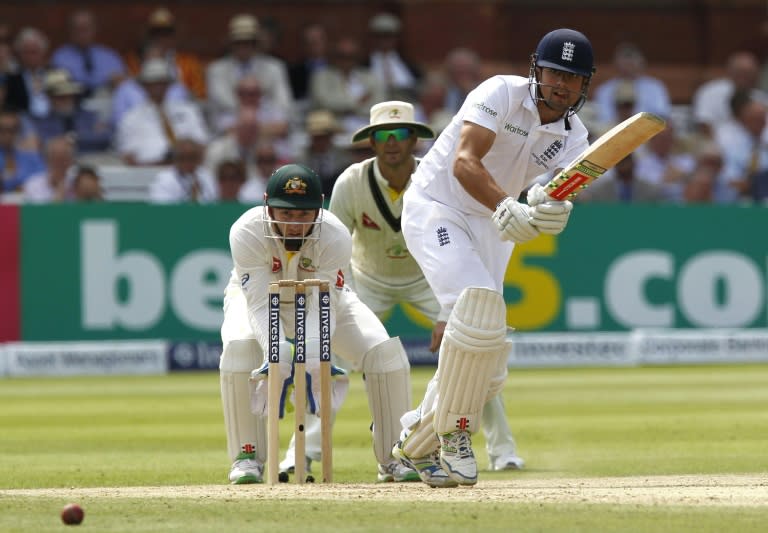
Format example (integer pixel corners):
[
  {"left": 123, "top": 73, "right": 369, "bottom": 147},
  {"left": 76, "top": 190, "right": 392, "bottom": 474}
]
[{"left": 1, "top": 8, "right": 768, "bottom": 205}]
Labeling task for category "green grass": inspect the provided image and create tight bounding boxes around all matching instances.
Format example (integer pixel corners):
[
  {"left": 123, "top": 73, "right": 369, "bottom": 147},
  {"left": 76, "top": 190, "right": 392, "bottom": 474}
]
[{"left": 1, "top": 365, "right": 767, "bottom": 532}]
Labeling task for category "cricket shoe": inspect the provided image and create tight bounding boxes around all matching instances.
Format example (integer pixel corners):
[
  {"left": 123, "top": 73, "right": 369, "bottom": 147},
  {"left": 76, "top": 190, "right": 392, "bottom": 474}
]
[
  {"left": 278, "top": 455, "right": 313, "bottom": 475},
  {"left": 391, "top": 439, "right": 458, "bottom": 488},
  {"left": 376, "top": 460, "right": 420, "bottom": 483},
  {"left": 229, "top": 452, "right": 263, "bottom": 484},
  {"left": 489, "top": 453, "right": 525, "bottom": 471},
  {"left": 439, "top": 430, "right": 477, "bottom": 485}
]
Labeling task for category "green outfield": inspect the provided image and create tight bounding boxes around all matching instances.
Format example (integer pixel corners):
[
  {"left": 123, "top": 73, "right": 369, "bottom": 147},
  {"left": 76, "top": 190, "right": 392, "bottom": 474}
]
[{"left": 1, "top": 364, "right": 767, "bottom": 532}]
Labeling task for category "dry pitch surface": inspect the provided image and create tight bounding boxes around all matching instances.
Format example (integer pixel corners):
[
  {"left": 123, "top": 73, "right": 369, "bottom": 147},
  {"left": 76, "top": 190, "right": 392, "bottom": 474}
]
[{"left": 3, "top": 474, "right": 766, "bottom": 507}]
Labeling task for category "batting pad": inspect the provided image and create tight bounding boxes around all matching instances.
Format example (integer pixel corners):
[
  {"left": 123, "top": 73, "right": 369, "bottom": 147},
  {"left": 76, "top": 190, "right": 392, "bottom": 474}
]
[
  {"left": 434, "top": 287, "right": 508, "bottom": 435},
  {"left": 362, "top": 337, "right": 411, "bottom": 464},
  {"left": 487, "top": 342, "right": 512, "bottom": 398},
  {"left": 220, "top": 339, "right": 267, "bottom": 462}
]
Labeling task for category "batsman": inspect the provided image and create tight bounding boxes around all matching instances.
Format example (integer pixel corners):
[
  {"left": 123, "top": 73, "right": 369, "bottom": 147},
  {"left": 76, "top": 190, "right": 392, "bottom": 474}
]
[
  {"left": 393, "top": 28, "right": 596, "bottom": 486},
  {"left": 219, "top": 163, "right": 415, "bottom": 484}
]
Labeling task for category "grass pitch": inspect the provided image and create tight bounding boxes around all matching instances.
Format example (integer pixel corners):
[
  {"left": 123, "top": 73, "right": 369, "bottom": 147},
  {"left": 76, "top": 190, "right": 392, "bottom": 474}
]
[{"left": 1, "top": 364, "right": 767, "bottom": 532}]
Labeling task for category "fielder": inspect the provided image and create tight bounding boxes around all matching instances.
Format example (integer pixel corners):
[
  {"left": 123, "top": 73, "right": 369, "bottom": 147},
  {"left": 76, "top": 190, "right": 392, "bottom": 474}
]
[
  {"left": 391, "top": 29, "right": 595, "bottom": 486},
  {"left": 219, "top": 163, "right": 414, "bottom": 484}
]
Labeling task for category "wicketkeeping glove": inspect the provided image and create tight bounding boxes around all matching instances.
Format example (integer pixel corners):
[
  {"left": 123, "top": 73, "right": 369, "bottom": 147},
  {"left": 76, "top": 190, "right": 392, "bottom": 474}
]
[
  {"left": 491, "top": 196, "right": 539, "bottom": 243},
  {"left": 526, "top": 183, "right": 574, "bottom": 235},
  {"left": 249, "top": 342, "right": 349, "bottom": 418}
]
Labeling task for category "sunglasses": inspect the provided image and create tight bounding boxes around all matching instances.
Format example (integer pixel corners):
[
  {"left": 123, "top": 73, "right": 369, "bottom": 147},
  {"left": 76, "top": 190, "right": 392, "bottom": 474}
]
[{"left": 371, "top": 127, "right": 412, "bottom": 142}]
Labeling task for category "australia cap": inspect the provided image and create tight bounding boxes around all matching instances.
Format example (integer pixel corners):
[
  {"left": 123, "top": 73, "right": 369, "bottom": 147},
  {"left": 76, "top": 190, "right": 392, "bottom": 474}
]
[{"left": 265, "top": 164, "right": 323, "bottom": 209}]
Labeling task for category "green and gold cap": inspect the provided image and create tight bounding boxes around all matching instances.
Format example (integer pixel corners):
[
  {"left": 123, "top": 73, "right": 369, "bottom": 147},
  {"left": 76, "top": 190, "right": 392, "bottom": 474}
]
[{"left": 265, "top": 164, "right": 323, "bottom": 209}]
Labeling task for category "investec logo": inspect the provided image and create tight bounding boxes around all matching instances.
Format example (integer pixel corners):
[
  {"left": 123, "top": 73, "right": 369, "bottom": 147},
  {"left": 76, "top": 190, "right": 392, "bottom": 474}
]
[
  {"left": 319, "top": 291, "right": 331, "bottom": 362},
  {"left": 295, "top": 294, "right": 306, "bottom": 363},
  {"left": 269, "top": 294, "right": 280, "bottom": 363}
]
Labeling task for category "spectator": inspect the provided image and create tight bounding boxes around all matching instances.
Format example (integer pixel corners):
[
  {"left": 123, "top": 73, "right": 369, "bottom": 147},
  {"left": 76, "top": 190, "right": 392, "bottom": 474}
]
[
  {"left": 116, "top": 58, "right": 208, "bottom": 165},
  {"left": 253, "top": 140, "right": 283, "bottom": 183},
  {"left": 683, "top": 141, "right": 721, "bottom": 204},
  {"left": 288, "top": 23, "right": 329, "bottom": 102},
  {"left": 298, "top": 109, "right": 347, "bottom": 196},
  {"left": 210, "top": 74, "right": 290, "bottom": 150},
  {"left": 22, "top": 135, "right": 75, "bottom": 203},
  {"left": 148, "top": 137, "right": 216, "bottom": 203},
  {"left": 364, "top": 13, "right": 422, "bottom": 102},
  {"left": 0, "top": 22, "right": 18, "bottom": 74},
  {"left": 110, "top": 41, "right": 190, "bottom": 127},
  {"left": 206, "top": 14, "right": 293, "bottom": 123},
  {"left": 310, "top": 36, "right": 384, "bottom": 135},
  {"left": 232, "top": 141, "right": 279, "bottom": 203},
  {"left": 51, "top": 9, "right": 126, "bottom": 97},
  {"left": 124, "top": 7, "right": 206, "bottom": 100},
  {"left": 634, "top": 121, "right": 696, "bottom": 202},
  {"left": 0, "top": 110, "right": 45, "bottom": 194},
  {"left": 0, "top": 74, "right": 37, "bottom": 151},
  {"left": 415, "top": 72, "right": 451, "bottom": 141},
  {"left": 713, "top": 89, "right": 768, "bottom": 203},
  {"left": 4, "top": 27, "right": 53, "bottom": 117},
  {"left": 691, "top": 50, "right": 765, "bottom": 138},
  {"left": 205, "top": 107, "right": 260, "bottom": 181},
  {"left": 593, "top": 42, "right": 671, "bottom": 126},
  {"left": 71, "top": 164, "right": 103, "bottom": 201},
  {"left": 579, "top": 153, "right": 665, "bottom": 203},
  {"left": 215, "top": 159, "right": 248, "bottom": 202},
  {"left": 442, "top": 47, "right": 483, "bottom": 114},
  {"left": 591, "top": 80, "right": 637, "bottom": 137},
  {"left": 28, "top": 69, "right": 112, "bottom": 153}
]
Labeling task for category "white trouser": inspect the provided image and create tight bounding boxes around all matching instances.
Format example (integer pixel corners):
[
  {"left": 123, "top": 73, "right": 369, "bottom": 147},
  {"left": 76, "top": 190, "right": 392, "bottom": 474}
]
[
  {"left": 222, "top": 282, "right": 407, "bottom": 465},
  {"left": 399, "top": 187, "right": 519, "bottom": 458}
]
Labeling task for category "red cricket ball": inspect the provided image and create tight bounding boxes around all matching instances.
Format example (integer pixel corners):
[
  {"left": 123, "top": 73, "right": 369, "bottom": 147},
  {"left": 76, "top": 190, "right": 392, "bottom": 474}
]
[{"left": 60, "top": 503, "right": 85, "bottom": 525}]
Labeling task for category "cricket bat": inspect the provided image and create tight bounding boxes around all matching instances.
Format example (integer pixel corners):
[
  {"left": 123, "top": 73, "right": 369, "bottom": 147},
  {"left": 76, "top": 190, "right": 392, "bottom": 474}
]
[{"left": 544, "top": 112, "right": 667, "bottom": 201}]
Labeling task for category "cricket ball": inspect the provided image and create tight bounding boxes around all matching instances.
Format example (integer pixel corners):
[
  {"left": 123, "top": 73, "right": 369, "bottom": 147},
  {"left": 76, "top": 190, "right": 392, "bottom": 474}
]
[{"left": 60, "top": 503, "right": 84, "bottom": 525}]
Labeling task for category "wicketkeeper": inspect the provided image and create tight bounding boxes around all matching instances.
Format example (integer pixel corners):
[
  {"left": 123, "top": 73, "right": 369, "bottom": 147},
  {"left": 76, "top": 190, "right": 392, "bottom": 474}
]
[{"left": 219, "top": 163, "right": 415, "bottom": 484}]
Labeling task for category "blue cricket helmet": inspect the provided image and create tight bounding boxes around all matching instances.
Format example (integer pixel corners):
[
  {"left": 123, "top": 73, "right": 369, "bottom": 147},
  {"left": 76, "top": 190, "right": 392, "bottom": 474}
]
[{"left": 535, "top": 28, "right": 594, "bottom": 78}]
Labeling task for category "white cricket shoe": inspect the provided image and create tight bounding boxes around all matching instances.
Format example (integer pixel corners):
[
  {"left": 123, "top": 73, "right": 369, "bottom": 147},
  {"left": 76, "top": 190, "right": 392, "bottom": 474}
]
[
  {"left": 489, "top": 453, "right": 525, "bottom": 471},
  {"left": 391, "top": 439, "right": 458, "bottom": 488},
  {"left": 229, "top": 452, "right": 263, "bottom": 484},
  {"left": 278, "top": 455, "right": 313, "bottom": 474},
  {"left": 377, "top": 460, "right": 420, "bottom": 483},
  {"left": 439, "top": 430, "right": 477, "bottom": 485}
]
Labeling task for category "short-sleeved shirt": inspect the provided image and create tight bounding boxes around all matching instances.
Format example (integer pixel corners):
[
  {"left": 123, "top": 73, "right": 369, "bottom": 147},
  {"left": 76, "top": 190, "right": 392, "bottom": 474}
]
[
  {"left": 227, "top": 207, "right": 351, "bottom": 340},
  {"left": 412, "top": 74, "right": 589, "bottom": 216},
  {"left": 329, "top": 157, "right": 424, "bottom": 287}
]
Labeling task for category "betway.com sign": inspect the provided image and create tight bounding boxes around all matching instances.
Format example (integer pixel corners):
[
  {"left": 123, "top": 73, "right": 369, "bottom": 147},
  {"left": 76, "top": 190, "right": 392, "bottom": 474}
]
[{"left": 4, "top": 203, "right": 768, "bottom": 342}]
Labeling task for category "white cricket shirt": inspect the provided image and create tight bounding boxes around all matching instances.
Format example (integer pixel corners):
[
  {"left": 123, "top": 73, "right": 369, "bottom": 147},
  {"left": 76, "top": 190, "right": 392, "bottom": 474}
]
[{"left": 412, "top": 75, "right": 589, "bottom": 215}]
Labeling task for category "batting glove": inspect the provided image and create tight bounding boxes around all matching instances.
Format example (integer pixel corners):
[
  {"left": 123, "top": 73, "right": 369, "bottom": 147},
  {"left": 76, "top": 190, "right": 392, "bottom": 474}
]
[
  {"left": 526, "top": 183, "right": 574, "bottom": 235},
  {"left": 491, "top": 196, "right": 539, "bottom": 243}
]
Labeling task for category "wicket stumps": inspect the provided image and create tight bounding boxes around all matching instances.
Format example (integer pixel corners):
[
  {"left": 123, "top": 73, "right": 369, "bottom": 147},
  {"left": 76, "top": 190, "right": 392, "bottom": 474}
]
[{"left": 267, "top": 279, "right": 333, "bottom": 485}]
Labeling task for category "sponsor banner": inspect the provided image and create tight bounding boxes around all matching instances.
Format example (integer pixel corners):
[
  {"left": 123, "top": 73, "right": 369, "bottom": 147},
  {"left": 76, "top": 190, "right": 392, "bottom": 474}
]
[
  {"left": 168, "top": 341, "right": 222, "bottom": 371},
  {"left": 0, "top": 344, "right": 7, "bottom": 377},
  {"left": 167, "top": 339, "right": 437, "bottom": 372},
  {"left": 4, "top": 340, "right": 167, "bottom": 377},
  {"left": 510, "top": 332, "right": 634, "bottom": 367},
  {"left": 509, "top": 329, "right": 768, "bottom": 367},
  {"left": 0, "top": 205, "right": 20, "bottom": 342},
  {"left": 14, "top": 204, "right": 768, "bottom": 343},
  {"left": 401, "top": 339, "right": 439, "bottom": 366},
  {"left": 632, "top": 329, "right": 768, "bottom": 365}
]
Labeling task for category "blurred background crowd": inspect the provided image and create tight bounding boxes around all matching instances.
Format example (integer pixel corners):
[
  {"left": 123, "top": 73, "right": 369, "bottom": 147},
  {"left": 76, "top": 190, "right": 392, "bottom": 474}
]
[{"left": 2, "top": 5, "right": 768, "bottom": 205}]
